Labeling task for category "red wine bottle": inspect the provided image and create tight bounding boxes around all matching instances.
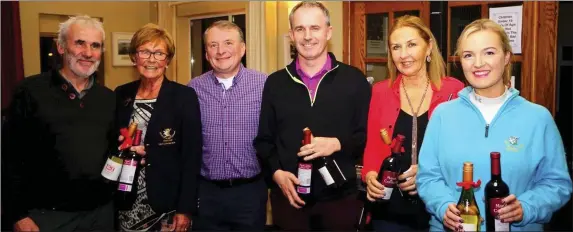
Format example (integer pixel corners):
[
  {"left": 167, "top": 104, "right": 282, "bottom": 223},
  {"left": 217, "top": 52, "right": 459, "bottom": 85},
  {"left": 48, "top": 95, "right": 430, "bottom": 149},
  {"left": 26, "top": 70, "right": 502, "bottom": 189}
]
[
  {"left": 296, "top": 127, "right": 313, "bottom": 202},
  {"left": 118, "top": 129, "right": 142, "bottom": 192},
  {"left": 485, "top": 152, "right": 511, "bottom": 231},
  {"left": 376, "top": 134, "right": 405, "bottom": 202}
]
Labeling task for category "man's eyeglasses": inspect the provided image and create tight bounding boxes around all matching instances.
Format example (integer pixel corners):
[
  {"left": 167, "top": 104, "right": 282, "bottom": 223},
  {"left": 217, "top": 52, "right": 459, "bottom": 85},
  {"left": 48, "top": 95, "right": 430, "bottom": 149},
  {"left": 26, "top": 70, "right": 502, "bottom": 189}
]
[{"left": 136, "top": 50, "right": 168, "bottom": 61}]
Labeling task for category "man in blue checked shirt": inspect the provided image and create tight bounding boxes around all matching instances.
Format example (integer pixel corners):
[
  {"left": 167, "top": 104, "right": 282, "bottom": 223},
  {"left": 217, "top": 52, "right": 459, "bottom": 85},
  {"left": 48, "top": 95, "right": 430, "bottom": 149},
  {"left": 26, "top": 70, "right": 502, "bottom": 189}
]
[{"left": 188, "top": 20, "right": 268, "bottom": 231}]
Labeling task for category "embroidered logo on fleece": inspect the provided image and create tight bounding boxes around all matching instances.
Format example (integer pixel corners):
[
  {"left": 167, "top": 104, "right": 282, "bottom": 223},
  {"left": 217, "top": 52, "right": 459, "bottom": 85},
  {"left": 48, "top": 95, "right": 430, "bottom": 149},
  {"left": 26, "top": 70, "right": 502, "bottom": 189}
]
[{"left": 504, "top": 136, "right": 523, "bottom": 152}]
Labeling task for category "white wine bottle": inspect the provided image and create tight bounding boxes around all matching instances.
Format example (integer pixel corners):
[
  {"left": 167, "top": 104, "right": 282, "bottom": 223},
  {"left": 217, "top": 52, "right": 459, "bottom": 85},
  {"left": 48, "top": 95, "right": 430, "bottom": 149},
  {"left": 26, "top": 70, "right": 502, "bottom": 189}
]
[{"left": 457, "top": 162, "right": 481, "bottom": 231}]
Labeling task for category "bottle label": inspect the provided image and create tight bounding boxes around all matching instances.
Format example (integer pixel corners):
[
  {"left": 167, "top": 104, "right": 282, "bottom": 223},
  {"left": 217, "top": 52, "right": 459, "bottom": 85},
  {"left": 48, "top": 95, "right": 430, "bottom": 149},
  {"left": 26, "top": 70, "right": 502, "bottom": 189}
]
[
  {"left": 461, "top": 223, "right": 477, "bottom": 231},
  {"left": 101, "top": 157, "right": 122, "bottom": 181},
  {"left": 380, "top": 171, "right": 397, "bottom": 200},
  {"left": 381, "top": 171, "right": 397, "bottom": 187},
  {"left": 489, "top": 197, "right": 510, "bottom": 231},
  {"left": 318, "top": 166, "right": 335, "bottom": 186},
  {"left": 118, "top": 183, "right": 132, "bottom": 192},
  {"left": 297, "top": 163, "right": 312, "bottom": 194},
  {"left": 382, "top": 187, "right": 393, "bottom": 200},
  {"left": 119, "top": 159, "right": 138, "bottom": 184}
]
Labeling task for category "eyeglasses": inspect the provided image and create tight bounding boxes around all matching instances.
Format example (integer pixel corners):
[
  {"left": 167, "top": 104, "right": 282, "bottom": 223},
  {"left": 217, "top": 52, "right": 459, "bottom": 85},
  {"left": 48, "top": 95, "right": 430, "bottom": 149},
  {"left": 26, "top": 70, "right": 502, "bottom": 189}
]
[{"left": 136, "top": 50, "right": 168, "bottom": 61}]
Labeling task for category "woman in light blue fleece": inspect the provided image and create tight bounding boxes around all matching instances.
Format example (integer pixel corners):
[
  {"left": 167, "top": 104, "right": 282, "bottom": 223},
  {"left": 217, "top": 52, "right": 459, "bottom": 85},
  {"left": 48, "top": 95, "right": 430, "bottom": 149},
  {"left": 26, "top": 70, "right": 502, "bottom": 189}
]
[{"left": 416, "top": 18, "right": 572, "bottom": 232}]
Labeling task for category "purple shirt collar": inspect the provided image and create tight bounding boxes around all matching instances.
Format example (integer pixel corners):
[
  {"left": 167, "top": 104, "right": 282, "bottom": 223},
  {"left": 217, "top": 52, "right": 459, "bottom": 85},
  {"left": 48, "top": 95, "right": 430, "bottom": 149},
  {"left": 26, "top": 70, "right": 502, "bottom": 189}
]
[
  {"left": 295, "top": 55, "right": 332, "bottom": 99},
  {"left": 295, "top": 55, "right": 332, "bottom": 79}
]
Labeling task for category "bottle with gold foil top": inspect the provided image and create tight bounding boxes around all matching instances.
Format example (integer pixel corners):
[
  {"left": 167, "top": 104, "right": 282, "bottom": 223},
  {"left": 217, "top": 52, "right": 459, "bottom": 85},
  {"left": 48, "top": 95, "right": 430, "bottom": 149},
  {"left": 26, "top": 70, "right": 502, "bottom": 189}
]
[{"left": 456, "top": 162, "right": 482, "bottom": 231}]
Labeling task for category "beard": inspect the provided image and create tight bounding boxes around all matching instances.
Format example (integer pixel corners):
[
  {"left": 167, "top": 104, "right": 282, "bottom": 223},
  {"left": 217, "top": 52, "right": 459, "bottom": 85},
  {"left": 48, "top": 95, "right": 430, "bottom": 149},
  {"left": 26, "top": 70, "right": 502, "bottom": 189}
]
[{"left": 64, "top": 49, "right": 100, "bottom": 78}]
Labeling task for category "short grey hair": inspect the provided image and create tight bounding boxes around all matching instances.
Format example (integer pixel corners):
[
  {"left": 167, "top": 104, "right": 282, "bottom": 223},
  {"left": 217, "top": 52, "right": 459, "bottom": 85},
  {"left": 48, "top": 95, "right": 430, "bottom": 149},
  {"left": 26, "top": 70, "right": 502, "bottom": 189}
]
[
  {"left": 288, "top": 1, "right": 331, "bottom": 28},
  {"left": 58, "top": 15, "right": 105, "bottom": 49}
]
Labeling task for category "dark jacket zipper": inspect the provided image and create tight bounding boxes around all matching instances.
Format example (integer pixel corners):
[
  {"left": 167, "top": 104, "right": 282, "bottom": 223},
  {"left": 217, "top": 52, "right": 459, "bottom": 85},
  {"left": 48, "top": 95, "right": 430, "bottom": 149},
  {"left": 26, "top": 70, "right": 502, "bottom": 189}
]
[{"left": 485, "top": 124, "right": 490, "bottom": 138}]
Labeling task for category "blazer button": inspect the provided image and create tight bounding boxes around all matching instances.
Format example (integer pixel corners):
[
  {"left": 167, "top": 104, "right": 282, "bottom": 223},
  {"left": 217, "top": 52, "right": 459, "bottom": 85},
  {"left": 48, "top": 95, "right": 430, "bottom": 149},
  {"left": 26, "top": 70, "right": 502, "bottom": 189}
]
[
  {"left": 69, "top": 93, "right": 76, "bottom": 100},
  {"left": 79, "top": 102, "right": 84, "bottom": 108}
]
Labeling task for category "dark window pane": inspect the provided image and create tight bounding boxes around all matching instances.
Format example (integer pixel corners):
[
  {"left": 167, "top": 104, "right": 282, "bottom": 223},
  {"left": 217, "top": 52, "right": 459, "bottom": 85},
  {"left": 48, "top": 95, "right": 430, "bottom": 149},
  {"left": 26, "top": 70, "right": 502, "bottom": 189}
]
[
  {"left": 231, "top": 14, "right": 247, "bottom": 67},
  {"left": 448, "top": 62, "right": 467, "bottom": 85},
  {"left": 366, "top": 13, "right": 389, "bottom": 58},
  {"left": 395, "top": 10, "right": 420, "bottom": 18},
  {"left": 450, "top": 6, "right": 481, "bottom": 55},
  {"left": 563, "top": 46, "right": 572, "bottom": 61}
]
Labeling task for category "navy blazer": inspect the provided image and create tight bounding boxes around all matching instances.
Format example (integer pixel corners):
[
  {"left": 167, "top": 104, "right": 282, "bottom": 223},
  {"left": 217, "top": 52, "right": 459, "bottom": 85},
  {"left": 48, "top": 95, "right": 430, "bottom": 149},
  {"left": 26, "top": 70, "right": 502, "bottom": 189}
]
[{"left": 114, "top": 77, "right": 202, "bottom": 215}]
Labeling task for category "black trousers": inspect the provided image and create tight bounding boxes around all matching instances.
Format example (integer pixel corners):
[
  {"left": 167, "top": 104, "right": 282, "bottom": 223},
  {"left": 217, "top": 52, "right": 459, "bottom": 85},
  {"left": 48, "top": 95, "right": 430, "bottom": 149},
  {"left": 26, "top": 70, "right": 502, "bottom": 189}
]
[
  {"left": 27, "top": 201, "right": 114, "bottom": 231},
  {"left": 270, "top": 189, "right": 363, "bottom": 231},
  {"left": 192, "top": 176, "right": 268, "bottom": 231}
]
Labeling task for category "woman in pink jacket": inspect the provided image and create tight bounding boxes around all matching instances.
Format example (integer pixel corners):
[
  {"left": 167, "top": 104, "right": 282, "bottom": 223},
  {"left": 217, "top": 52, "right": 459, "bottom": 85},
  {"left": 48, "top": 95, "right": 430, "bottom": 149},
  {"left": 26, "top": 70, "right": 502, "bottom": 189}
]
[{"left": 361, "top": 15, "right": 464, "bottom": 231}]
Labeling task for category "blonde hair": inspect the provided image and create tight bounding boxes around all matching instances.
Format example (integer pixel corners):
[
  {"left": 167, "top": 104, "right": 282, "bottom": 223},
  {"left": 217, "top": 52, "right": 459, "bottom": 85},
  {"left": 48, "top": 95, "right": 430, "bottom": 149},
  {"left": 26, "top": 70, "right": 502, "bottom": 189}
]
[
  {"left": 129, "top": 23, "right": 175, "bottom": 63},
  {"left": 455, "top": 19, "right": 513, "bottom": 85},
  {"left": 289, "top": 1, "right": 330, "bottom": 28},
  {"left": 203, "top": 20, "right": 245, "bottom": 45},
  {"left": 387, "top": 15, "right": 446, "bottom": 90}
]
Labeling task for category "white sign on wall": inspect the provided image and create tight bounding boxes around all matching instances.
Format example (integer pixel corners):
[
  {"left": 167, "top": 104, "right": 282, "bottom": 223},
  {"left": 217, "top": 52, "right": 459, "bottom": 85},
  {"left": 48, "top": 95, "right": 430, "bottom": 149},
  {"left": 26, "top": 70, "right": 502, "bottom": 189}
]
[{"left": 489, "top": 5, "right": 523, "bottom": 54}]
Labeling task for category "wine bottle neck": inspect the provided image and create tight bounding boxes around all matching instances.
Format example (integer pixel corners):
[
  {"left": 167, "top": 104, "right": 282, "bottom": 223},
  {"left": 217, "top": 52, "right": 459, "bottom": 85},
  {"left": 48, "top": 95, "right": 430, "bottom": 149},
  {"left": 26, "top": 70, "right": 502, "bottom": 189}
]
[
  {"left": 461, "top": 186, "right": 476, "bottom": 202},
  {"left": 491, "top": 157, "right": 501, "bottom": 179}
]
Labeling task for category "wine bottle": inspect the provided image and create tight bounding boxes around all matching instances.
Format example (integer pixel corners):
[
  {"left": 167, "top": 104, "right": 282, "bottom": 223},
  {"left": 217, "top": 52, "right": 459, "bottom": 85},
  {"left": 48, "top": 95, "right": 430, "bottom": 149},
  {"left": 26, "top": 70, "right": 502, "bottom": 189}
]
[
  {"left": 296, "top": 127, "right": 313, "bottom": 202},
  {"left": 317, "top": 156, "right": 347, "bottom": 188},
  {"left": 485, "top": 152, "right": 510, "bottom": 231},
  {"left": 117, "top": 129, "right": 143, "bottom": 193},
  {"left": 457, "top": 162, "right": 481, "bottom": 231},
  {"left": 101, "top": 123, "right": 138, "bottom": 181},
  {"left": 376, "top": 134, "right": 405, "bottom": 202}
]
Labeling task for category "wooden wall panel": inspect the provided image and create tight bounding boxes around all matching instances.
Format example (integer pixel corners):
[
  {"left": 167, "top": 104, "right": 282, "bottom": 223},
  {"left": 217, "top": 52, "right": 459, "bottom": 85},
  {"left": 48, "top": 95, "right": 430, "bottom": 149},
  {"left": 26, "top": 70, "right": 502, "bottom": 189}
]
[
  {"left": 351, "top": 2, "right": 366, "bottom": 73},
  {"left": 343, "top": 1, "right": 350, "bottom": 64},
  {"left": 535, "top": 1, "right": 558, "bottom": 114},
  {"left": 522, "top": 1, "right": 558, "bottom": 115}
]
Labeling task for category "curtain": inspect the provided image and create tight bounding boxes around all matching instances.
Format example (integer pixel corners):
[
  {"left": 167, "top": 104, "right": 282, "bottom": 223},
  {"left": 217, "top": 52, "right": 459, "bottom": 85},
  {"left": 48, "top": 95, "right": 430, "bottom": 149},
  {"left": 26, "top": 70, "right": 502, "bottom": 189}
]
[{"left": 1, "top": 1, "right": 25, "bottom": 112}]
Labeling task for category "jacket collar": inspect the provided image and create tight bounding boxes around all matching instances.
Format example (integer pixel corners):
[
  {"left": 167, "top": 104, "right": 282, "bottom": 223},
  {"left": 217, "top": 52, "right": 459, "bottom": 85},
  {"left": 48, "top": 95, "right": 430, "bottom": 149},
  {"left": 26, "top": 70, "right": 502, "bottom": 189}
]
[{"left": 286, "top": 52, "right": 339, "bottom": 81}]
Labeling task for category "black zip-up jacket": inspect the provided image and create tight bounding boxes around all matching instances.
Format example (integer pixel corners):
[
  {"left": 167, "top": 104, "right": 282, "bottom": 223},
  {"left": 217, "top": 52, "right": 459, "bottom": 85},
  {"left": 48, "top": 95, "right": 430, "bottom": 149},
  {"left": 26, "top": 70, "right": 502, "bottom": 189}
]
[
  {"left": 2, "top": 70, "right": 116, "bottom": 225},
  {"left": 254, "top": 53, "right": 372, "bottom": 201}
]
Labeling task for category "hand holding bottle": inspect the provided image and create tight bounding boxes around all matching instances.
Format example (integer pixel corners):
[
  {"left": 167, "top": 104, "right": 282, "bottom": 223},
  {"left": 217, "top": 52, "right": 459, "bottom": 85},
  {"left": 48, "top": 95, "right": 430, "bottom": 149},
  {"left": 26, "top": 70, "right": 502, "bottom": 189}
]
[
  {"left": 118, "top": 134, "right": 146, "bottom": 164},
  {"left": 297, "top": 136, "right": 341, "bottom": 161},
  {"left": 365, "top": 171, "right": 385, "bottom": 202},
  {"left": 397, "top": 165, "right": 418, "bottom": 195},
  {"left": 496, "top": 194, "right": 523, "bottom": 223},
  {"left": 443, "top": 203, "right": 464, "bottom": 231},
  {"left": 168, "top": 213, "right": 191, "bottom": 231},
  {"left": 273, "top": 170, "right": 305, "bottom": 209}
]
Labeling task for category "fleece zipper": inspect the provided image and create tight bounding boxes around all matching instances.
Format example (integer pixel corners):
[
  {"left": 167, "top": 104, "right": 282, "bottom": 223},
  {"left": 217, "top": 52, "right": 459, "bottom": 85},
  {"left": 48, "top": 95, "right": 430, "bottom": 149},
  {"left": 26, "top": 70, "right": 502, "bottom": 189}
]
[
  {"left": 285, "top": 65, "right": 340, "bottom": 107},
  {"left": 458, "top": 89, "right": 519, "bottom": 138}
]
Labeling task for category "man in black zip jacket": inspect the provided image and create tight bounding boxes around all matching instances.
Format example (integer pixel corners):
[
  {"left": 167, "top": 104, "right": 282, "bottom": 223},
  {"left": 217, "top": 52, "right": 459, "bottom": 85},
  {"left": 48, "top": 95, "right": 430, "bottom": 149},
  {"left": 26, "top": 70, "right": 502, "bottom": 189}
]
[
  {"left": 254, "top": 1, "right": 371, "bottom": 230},
  {"left": 2, "top": 15, "right": 116, "bottom": 231}
]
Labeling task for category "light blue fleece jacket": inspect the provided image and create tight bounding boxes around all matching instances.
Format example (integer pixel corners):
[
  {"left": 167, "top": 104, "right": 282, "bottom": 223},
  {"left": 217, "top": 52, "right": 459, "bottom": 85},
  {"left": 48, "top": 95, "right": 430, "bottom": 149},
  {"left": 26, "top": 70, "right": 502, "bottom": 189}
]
[{"left": 417, "top": 87, "right": 572, "bottom": 231}]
